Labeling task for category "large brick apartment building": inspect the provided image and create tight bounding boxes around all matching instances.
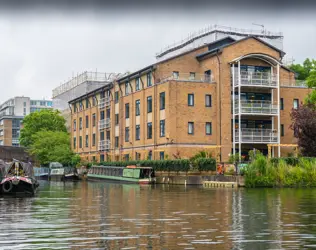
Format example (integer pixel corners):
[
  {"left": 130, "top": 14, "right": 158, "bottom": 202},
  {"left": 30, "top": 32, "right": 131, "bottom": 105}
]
[{"left": 69, "top": 35, "right": 311, "bottom": 162}]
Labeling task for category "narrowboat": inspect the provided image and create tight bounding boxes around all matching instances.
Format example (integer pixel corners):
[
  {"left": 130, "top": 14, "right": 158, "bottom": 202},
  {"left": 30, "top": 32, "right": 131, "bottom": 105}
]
[
  {"left": 49, "top": 162, "right": 64, "bottom": 181},
  {"left": 88, "top": 165, "right": 156, "bottom": 184},
  {"left": 0, "top": 160, "right": 39, "bottom": 195},
  {"left": 63, "top": 166, "right": 80, "bottom": 181}
]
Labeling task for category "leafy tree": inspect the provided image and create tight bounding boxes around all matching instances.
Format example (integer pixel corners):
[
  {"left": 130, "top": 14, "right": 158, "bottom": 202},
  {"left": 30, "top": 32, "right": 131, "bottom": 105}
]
[
  {"left": 290, "top": 104, "right": 316, "bottom": 157},
  {"left": 306, "top": 65, "right": 316, "bottom": 108},
  {"left": 20, "top": 109, "right": 67, "bottom": 147},
  {"left": 289, "top": 58, "right": 315, "bottom": 80},
  {"left": 28, "top": 131, "right": 80, "bottom": 166}
]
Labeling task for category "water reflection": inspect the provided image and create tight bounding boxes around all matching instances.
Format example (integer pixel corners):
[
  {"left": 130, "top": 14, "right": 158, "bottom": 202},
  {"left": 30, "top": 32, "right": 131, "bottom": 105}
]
[{"left": 0, "top": 181, "right": 316, "bottom": 249}]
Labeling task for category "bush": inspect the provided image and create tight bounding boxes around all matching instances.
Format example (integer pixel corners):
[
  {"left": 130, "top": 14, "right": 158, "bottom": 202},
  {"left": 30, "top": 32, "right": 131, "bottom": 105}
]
[
  {"left": 196, "top": 158, "right": 216, "bottom": 171},
  {"left": 270, "top": 157, "right": 316, "bottom": 166}
]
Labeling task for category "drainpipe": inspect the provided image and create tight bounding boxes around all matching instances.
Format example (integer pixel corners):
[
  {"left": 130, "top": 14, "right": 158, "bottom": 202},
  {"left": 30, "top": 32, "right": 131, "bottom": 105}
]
[{"left": 215, "top": 50, "right": 222, "bottom": 161}]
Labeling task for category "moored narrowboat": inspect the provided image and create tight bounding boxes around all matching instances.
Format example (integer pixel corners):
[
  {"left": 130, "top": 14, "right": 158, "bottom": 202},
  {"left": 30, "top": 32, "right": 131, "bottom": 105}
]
[
  {"left": 88, "top": 165, "right": 156, "bottom": 184},
  {"left": 0, "top": 160, "right": 39, "bottom": 195}
]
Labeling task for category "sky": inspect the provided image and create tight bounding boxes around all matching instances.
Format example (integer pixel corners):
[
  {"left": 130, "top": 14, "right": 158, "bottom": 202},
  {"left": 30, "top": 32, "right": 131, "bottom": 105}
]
[{"left": 0, "top": 2, "right": 315, "bottom": 102}]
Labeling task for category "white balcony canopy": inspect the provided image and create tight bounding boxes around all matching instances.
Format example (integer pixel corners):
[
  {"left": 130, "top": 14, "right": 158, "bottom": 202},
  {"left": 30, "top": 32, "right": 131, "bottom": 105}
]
[{"left": 230, "top": 53, "right": 282, "bottom": 66}]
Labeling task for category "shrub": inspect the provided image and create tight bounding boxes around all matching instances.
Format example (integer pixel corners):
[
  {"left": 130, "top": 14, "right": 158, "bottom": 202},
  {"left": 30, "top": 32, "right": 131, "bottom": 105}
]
[{"left": 196, "top": 158, "right": 216, "bottom": 171}]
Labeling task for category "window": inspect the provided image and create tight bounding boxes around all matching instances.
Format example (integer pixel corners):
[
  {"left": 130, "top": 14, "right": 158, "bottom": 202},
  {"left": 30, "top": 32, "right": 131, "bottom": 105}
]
[
  {"left": 79, "top": 136, "right": 82, "bottom": 148},
  {"left": 136, "top": 125, "right": 140, "bottom": 140},
  {"left": 85, "top": 115, "right": 89, "bottom": 128},
  {"left": 106, "top": 131, "right": 110, "bottom": 140},
  {"left": 85, "top": 135, "right": 89, "bottom": 147},
  {"left": 106, "top": 108, "right": 110, "bottom": 119},
  {"left": 79, "top": 118, "right": 82, "bottom": 130},
  {"left": 23, "top": 102, "right": 26, "bottom": 107},
  {"left": 160, "top": 120, "right": 165, "bottom": 137},
  {"left": 136, "top": 77, "right": 140, "bottom": 91},
  {"left": 280, "top": 98, "right": 284, "bottom": 110},
  {"left": 115, "top": 136, "right": 119, "bottom": 148},
  {"left": 115, "top": 91, "right": 119, "bottom": 103},
  {"left": 100, "top": 91, "right": 105, "bottom": 98},
  {"left": 125, "top": 82, "right": 129, "bottom": 95},
  {"left": 160, "top": 151, "right": 165, "bottom": 160},
  {"left": 92, "top": 133, "right": 96, "bottom": 146},
  {"left": 92, "top": 96, "right": 96, "bottom": 106},
  {"left": 206, "top": 122, "right": 212, "bottom": 135},
  {"left": 125, "top": 103, "right": 130, "bottom": 119},
  {"left": 86, "top": 99, "right": 89, "bottom": 109},
  {"left": 160, "top": 92, "right": 165, "bottom": 110},
  {"left": 281, "top": 124, "right": 284, "bottom": 137},
  {"left": 92, "top": 113, "right": 96, "bottom": 127},
  {"left": 92, "top": 156, "right": 96, "bottom": 162},
  {"left": 100, "top": 110, "right": 105, "bottom": 120},
  {"left": 79, "top": 101, "right": 83, "bottom": 110},
  {"left": 100, "top": 154, "right": 105, "bottom": 162},
  {"left": 188, "top": 122, "right": 194, "bottom": 134},
  {"left": 23, "top": 108, "right": 26, "bottom": 115},
  {"left": 148, "top": 150, "right": 152, "bottom": 160},
  {"left": 136, "top": 152, "right": 141, "bottom": 160},
  {"left": 205, "top": 95, "right": 212, "bottom": 107},
  {"left": 135, "top": 100, "right": 140, "bottom": 116},
  {"left": 124, "top": 154, "right": 129, "bottom": 161},
  {"left": 188, "top": 94, "right": 194, "bottom": 106},
  {"left": 147, "top": 122, "right": 152, "bottom": 139},
  {"left": 73, "top": 137, "right": 76, "bottom": 148},
  {"left": 73, "top": 120, "right": 76, "bottom": 131},
  {"left": 100, "top": 131, "right": 105, "bottom": 141},
  {"left": 147, "top": 72, "right": 152, "bottom": 87},
  {"left": 293, "top": 99, "right": 299, "bottom": 109},
  {"left": 115, "top": 114, "right": 119, "bottom": 125},
  {"left": 125, "top": 127, "right": 129, "bottom": 142},
  {"left": 189, "top": 72, "right": 196, "bottom": 80},
  {"left": 147, "top": 96, "right": 152, "bottom": 113},
  {"left": 173, "top": 71, "right": 179, "bottom": 79}
]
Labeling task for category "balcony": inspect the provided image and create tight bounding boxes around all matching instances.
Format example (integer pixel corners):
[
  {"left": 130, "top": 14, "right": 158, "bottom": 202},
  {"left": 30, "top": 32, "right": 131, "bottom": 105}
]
[
  {"left": 99, "top": 96, "right": 111, "bottom": 109},
  {"left": 234, "top": 100, "right": 278, "bottom": 115},
  {"left": 157, "top": 73, "right": 215, "bottom": 84},
  {"left": 235, "top": 129, "right": 278, "bottom": 143},
  {"left": 234, "top": 71, "right": 277, "bottom": 88},
  {"left": 98, "top": 118, "right": 111, "bottom": 130},
  {"left": 98, "top": 140, "right": 111, "bottom": 151}
]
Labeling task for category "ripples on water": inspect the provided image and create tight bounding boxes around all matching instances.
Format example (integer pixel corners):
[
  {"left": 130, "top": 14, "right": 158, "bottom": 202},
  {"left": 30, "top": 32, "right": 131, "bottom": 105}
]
[{"left": 1, "top": 181, "right": 316, "bottom": 249}]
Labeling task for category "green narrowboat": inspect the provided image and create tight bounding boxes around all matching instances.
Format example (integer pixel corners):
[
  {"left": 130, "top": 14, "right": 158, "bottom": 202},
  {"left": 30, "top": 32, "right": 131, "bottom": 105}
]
[{"left": 88, "top": 165, "right": 156, "bottom": 184}]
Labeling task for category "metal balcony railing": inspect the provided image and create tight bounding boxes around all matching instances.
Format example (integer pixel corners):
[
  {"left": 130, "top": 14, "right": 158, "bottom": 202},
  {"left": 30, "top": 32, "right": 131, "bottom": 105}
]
[
  {"left": 98, "top": 118, "right": 111, "bottom": 130},
  {"left": 157, "top": 73, "right": 215, "bottom": 84},
  {"left": 234, "top": 100, "right": 278, "bottom": 115},
  {"left": 98, "top": 140, "right": 111, "bottom": 151},
  {"left": 234, "top": 71, "right": 277, "bottom": 87},
  {"left": 235, "top": 128, "right": 278, "bottom": 143},
  {"left": 99, "top": 96, "right": 111, "bottom": 109}
]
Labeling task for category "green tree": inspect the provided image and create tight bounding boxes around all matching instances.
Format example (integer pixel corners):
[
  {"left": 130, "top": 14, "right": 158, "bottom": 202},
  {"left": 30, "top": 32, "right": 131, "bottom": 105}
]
[
  {"left": 289, "top": 58, "right": 315, "bottom": 80},
  {"left": 20, "top": 109, "right": 67, "bottom": 147},
  {"left": 28, "top": 131, "right": 80, "bottom": 166},
  {"left": 306, "top": 65, "right": 316, "bottom": 108}
]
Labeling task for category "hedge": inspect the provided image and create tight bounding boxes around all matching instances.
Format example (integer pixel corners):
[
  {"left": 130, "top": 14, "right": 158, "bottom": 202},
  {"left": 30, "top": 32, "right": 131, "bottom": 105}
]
[
  {"left": 196, "top": 158, "right": 216, "bottom": 171},
  {"left": 98, "top": 159, "right": 191, "bottom": 172},
  {"left": 270, "top": 157, "right": 316, "bottom": 166}
]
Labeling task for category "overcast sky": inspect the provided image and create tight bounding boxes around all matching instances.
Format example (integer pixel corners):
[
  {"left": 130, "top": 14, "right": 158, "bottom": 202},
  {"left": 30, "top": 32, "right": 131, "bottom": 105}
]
[{"left": 0, "top": 4, "right": 315, "bottom": 102}]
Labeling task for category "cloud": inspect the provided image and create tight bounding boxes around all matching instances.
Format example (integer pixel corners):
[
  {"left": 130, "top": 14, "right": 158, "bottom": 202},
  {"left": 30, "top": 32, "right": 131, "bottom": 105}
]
[{"left": 0, "top": 8, "right": 314, "bottom": 102}]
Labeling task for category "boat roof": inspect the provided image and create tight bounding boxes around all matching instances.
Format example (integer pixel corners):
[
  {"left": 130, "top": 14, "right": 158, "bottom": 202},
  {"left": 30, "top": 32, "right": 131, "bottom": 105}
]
[{"left": 96, "top": 165, "right": 153, "bottom": 169}]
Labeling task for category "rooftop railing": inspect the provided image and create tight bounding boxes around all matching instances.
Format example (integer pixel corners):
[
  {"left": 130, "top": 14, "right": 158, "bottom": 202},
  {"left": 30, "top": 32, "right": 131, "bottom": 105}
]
[
  {"left": 235, "top": 128, "right": 278, "bottom": 143},
  {"left": 234, "top": 100, "right": 278, "bottom": 115}
]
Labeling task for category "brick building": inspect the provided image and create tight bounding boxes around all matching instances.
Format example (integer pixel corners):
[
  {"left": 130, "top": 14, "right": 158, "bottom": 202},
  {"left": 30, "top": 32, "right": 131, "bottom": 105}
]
[{"left": 69, "top": 34, "right": 311, "bottom": 162}]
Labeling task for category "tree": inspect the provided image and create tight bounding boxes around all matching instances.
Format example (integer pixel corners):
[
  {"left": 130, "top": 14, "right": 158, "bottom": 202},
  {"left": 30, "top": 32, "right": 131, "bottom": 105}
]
[
  {"left": 289, "top": 58, "right": 315, "bottom": 80},
  {"left": 306, "top": 65, "right": 316, "bottom": 108},
  {"left": 20, "top": 109, "right": 67, "bottom": 147},
  {"left": 290, "top": 104, "right": 316, "bottom": 157},
  {"left": 28, "top": 131, "right": 80, "bottom": 166}
]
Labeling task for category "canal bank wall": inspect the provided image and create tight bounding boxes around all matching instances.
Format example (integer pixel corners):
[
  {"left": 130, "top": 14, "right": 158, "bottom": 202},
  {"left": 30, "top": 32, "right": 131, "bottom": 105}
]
[{"left": 155, "top": 172, "right": 245, "bottom": 186}]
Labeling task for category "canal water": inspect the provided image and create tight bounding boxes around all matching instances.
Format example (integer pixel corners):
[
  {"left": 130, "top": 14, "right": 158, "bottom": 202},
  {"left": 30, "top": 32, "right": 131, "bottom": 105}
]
[{"left": 1, "top": 181, "right": 316, "bottom": 249}]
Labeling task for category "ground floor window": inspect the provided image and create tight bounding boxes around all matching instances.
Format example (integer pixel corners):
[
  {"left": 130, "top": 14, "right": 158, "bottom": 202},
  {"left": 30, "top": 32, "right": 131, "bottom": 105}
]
[
  {"left": 100, "top": 154, "right": 105, "bottom": 162},
  {"left": 159, "top": 151, "right": 164, "bottom": 160}
]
